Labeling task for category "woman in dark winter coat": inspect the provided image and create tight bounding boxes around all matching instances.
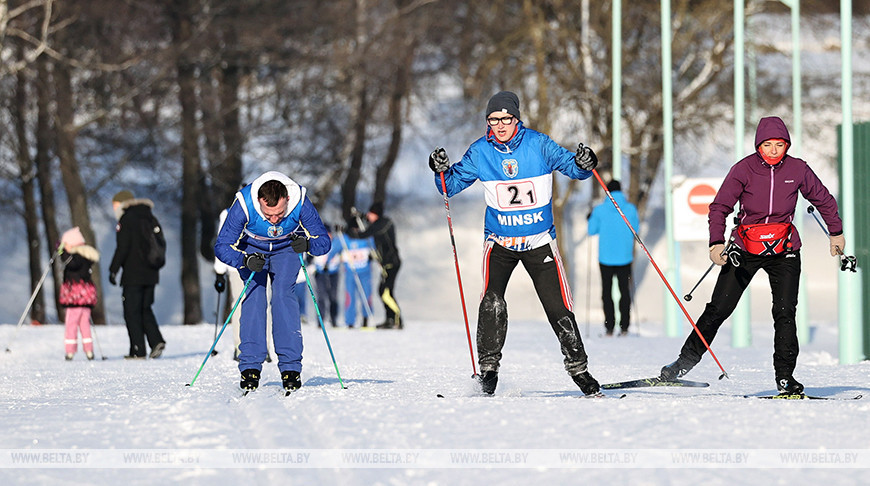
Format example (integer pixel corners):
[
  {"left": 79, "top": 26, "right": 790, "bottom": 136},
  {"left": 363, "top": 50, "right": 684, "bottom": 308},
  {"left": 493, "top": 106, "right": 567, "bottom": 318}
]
[
  {"left": 659, "top": 116, "right": 845, "bottom": 395},
  {"left": 59, "top": 227, "right": 100, "bottom": 360}
]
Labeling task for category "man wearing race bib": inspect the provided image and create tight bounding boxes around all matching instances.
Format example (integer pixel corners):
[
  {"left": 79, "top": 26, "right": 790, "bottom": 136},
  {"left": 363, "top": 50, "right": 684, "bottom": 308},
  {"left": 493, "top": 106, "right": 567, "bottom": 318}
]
[
  {"left": 215, "top": 171, "right": 331, "bottom": 393},
  {"left": 660, "top": 116, "right": 845, "bottom": 395},
  {"left": 429, "top": 91, "right": 602, "bottom": 396}
]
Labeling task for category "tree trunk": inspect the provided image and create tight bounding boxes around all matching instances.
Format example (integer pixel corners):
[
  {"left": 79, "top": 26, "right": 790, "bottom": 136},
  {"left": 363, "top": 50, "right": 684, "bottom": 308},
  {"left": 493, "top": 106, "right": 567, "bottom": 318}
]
[
  {"left": 171, "top": 1, "right": 203, "bottom": 324},
  {"left": 372, "top": 38, "right": 415, "bottom": 205},
  {"left": 14, "top": 58, "right": 46, "bottom": 324},
  {"left": 33, "top": 58, "right": 63, "bottom": 322},
  {"left": 217, "top": 36, "right": 244, "bottom": 207},
  {"left": 340, "top": 0, "right": 370, "bottom": 222},
  {"left": 53, "top": 60, "right": 107, "bottom": 324}
]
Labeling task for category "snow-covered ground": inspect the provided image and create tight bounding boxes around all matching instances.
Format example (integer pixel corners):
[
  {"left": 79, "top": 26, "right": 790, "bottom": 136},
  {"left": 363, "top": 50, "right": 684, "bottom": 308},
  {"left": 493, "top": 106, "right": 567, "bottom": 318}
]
[{"left": 1, "top": 312, "right": 868, "bottom": 485}]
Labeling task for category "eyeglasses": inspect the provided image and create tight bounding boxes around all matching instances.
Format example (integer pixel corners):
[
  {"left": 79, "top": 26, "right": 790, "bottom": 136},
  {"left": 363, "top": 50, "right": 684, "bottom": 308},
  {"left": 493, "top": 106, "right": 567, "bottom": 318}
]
[{"left": 487, "top": 116, "right": 516, "bottom": 127}]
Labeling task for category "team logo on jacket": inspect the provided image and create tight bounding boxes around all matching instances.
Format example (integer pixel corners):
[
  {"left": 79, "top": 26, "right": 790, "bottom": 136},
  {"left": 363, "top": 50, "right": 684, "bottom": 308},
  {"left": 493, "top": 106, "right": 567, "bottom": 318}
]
[
  {"left": 268, "top": 225, "right": 283, "bottom": 238},
  {"left": 502, "top": 159, "right": 519, "bottom": 178}
]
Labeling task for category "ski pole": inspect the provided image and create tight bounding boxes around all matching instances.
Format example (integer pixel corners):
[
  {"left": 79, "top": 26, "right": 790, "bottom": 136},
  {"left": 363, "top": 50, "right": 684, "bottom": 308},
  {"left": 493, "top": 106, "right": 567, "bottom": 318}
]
[
  {"left": 211, "top": 289, "right": 221, "bottom": 356},
  {"left": 186, "top": 271, "right": 255, "bottom": 387},
  {"left": 335, "top": 231, "right": 375, "bottom": 319},
  {"left": 439, "top": 171, "right": 478, "bottom": 377},
  {"left": 5, "top": 245, "right": 63, "bottom": 353},
  {"left": 298, "top": 253, "right": 346, "bottom": 389},
  {"left": 807, "top": 206, "right": 857, "bottom": 272},
  {"left": 590, "top": 169, "right": 729, "bottom": 379},
  {"left": 88, "top": 317, "right": 108, "bottom": 360},
  {"left": 683, "top": 236, "right": 735, "bottom": 302},
  {"left": 585, "top": 233, "right": 593, "bottom": 337}
]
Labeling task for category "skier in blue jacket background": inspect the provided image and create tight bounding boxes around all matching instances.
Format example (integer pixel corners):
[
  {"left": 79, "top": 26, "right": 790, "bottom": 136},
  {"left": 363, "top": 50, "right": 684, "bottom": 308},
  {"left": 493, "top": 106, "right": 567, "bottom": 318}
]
[
  {"left": 588, "top": 179, "right": 639, "bottom": 337},
  {"left": 430, "top": 91, "right": 602, "bottom": 396},
  {"left": 215, "top": 171, "right": 331, "bottom": 393}
]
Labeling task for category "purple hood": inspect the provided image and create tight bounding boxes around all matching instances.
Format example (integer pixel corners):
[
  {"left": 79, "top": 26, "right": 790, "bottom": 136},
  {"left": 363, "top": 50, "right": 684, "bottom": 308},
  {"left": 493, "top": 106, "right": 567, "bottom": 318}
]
[{"left": 708, "top": 116, "right": 842, "bottom": 250}]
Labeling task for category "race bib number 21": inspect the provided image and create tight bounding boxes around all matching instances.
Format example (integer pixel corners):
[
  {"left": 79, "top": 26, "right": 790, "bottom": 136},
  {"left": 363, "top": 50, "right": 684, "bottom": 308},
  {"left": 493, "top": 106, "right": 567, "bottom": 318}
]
[{"left": 495, "top": 181, "right": 537, "bottom": 209}]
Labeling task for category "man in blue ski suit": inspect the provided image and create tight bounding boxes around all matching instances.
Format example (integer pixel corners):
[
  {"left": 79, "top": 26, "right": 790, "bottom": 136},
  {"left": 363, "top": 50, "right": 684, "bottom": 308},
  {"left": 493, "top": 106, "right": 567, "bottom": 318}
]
[
  {"left": 429, "top": 91, "right": 602, "bottom": 396},
  {"left": 215, "top": 171, "right": 331, "bottom": 393}
]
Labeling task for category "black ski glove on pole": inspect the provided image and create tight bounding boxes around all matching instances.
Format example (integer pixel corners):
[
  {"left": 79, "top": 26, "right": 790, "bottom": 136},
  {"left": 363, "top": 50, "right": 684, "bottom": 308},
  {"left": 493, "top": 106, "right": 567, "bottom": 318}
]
[
  {"left": 574, "top": 143, "right": 598, "bottom": 171},
  {"left": 245, "top": 253, "right": 266, "bottom": 272},
  {"left": 429, "top": 148, "right": 450, "bottom": 173},
  {"left": 291, "top": 236, "right": 310, "bottom": 254}
]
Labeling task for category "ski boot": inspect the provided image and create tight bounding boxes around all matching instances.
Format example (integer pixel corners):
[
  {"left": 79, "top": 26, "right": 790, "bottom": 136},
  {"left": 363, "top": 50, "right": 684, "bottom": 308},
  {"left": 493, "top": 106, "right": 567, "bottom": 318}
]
[
  {"left": 572, "top": 371, "right": 601, "bottom": 396},
  {"left": 282, "top": 371, "right": 302, "bottom": 393},
  {"left": 376, "top": 318, "right": 397, "bottom": 329},
  {"left": 240, "top": 369, "right": 260, "bottom": 392},
  {"left": 65, "top": 354, "right": 74, "bottom": 361},
  {"left": 776, "top": 375, "right": 804, "bottom": 395},
  {"left": 660, "top": 358, "right": 694, "bottom": 381},
  {"left": 478, "top": 370, "right": 498, "bottom": 395},
  {"left": 149, "top": 342, "right": 166, "bottom": 359},
  {"left": 86, "top": 351, "right": 94, "bottom": 361}
]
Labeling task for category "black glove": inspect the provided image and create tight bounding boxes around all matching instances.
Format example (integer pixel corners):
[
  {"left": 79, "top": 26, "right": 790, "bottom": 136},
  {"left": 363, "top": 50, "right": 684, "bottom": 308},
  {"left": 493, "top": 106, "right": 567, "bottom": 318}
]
[
  {"left": 429, "top": 147, "right": 450, "bottom": 173},
  {"left": 291, "top": 236, "right": 310, "bottom": 253},
  {"left": 109, "top": 272, "right": 117, "bottom": 286},
  {"left": 574, "top": 143, "right": 598, "bottom": 171},
  {"left": 244, "top": 252, "right": 266, "bottom": 272},
  {"left": 214, "top": 273, "right": 226, "bottom": 293}
]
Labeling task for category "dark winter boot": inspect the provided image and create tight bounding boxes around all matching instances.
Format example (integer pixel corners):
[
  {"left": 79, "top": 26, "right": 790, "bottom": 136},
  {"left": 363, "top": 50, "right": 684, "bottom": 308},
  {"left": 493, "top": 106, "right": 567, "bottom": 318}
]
[
  {"left": 282, "top": 370, "right": 302, "bottom": 392},
  {"left": 149, "top": 342, "right": 166, "bottom": 359},
  {"left": 376, "top": 318, "right": 396, "bottom": 329},
  {"left": 660, "top": 358, "right": 694, "bottom": 381},
  {"left": 572, "top": 371, "right": 601, "bottom": 396},
  {"left": 478, "top": 370, "right": 499, "bottom": 395},
  {"left": 776, "top": 375, "right": 804, "bottom": 395},
  {"left": 240, "top": 369, "right": 260, "bottom": 392}
]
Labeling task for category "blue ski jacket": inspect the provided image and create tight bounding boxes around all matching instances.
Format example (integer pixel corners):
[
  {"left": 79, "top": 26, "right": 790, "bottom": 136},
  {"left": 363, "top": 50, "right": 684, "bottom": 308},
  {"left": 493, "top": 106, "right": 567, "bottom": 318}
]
[{"left": 434, "top": 121, "right": 593, "bottom": 252}]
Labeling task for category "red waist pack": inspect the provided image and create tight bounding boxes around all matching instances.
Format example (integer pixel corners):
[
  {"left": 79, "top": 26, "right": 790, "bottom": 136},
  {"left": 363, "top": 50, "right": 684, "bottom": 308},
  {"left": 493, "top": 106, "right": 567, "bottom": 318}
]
[{"left": 737, "top": 222, "right": 793, "bottom": 256}]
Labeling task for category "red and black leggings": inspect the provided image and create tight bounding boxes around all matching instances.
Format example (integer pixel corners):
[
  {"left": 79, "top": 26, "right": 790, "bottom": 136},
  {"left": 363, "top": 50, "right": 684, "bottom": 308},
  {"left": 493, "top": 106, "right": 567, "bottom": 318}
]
[{"left": 476, "top": 240, "right": 591, "bottom": 376}]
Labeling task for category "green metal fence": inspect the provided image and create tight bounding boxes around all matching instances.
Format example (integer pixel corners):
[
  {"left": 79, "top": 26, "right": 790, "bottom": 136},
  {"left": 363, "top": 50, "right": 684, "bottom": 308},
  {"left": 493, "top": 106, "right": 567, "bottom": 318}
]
[{"left": 839, "top": 122, "right": 869, "bottom": 359}]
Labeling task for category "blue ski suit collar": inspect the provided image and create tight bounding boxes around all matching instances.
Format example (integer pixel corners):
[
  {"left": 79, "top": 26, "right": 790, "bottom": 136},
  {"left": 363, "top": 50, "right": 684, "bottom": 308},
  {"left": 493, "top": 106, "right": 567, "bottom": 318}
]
[{"left": 485, "top": 121, "right": 526, "bottom": 153}]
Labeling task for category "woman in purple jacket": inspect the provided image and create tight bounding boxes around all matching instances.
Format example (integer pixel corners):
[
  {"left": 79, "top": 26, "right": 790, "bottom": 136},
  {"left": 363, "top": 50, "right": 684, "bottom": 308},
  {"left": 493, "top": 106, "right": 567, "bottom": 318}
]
[{"left": 660, "top": 116, "right": 845, "bottom": 395}]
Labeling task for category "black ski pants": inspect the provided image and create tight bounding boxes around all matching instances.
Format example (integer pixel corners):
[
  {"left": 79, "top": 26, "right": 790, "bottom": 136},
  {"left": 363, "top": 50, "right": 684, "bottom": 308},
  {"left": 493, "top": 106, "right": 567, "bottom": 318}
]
[
  {"left": 477, "top": 241, "right": 590, "bottom": 376},
  {"left": 599, "top": 262, "right": 633, "bottom": 333},
  {"left": 378, "top": 261, "right": 401, "bottom": 324},
  {"left": 679, "top": 250, "right": 801, "bottom": 378},
  {"left": 122, "top": 284, "right": 165, "bottom": 357}
]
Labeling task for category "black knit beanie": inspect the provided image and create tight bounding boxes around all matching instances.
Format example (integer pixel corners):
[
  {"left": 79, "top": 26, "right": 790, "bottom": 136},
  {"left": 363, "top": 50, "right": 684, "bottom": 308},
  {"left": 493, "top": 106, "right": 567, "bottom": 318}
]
[{"left": 485, "top": 91, "right": 520, "bottom": 120}]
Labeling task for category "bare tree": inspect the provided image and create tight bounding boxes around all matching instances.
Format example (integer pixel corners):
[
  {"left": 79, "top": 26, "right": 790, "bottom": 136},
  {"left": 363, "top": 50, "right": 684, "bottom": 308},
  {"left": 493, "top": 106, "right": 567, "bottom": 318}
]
[{"left": 12, "top": 47, "right": 46, "bottom": 324}]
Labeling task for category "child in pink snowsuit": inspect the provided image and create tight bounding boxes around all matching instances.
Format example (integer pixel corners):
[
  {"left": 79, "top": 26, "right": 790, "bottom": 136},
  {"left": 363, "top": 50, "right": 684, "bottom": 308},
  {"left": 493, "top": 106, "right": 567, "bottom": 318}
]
[{"left": 59, "top": 227, "right": 100, "bottom": 360}]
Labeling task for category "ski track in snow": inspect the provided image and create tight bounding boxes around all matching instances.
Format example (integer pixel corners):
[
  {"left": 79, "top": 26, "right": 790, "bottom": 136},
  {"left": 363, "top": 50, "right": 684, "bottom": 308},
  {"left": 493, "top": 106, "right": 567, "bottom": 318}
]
[{"left": 1, "top": 321, "right": 869, "bottom": 485}]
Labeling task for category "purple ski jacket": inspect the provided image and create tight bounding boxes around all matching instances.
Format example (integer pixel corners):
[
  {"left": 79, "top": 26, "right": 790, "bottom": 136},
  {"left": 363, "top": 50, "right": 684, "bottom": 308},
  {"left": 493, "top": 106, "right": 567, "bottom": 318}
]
[{"left": 708, "top": 116, "right": 842, "bottom": 251}]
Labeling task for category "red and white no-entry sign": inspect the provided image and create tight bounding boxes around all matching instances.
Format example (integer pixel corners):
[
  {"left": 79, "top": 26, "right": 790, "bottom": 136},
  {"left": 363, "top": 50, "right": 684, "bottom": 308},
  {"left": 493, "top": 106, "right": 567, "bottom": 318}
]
[
  {"left": 687, "top": 183, "right": 718, "bottom": 215},
  {"left": 672, "top": 177, "right": 723, "bottom": 241}
]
